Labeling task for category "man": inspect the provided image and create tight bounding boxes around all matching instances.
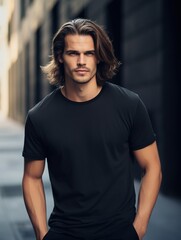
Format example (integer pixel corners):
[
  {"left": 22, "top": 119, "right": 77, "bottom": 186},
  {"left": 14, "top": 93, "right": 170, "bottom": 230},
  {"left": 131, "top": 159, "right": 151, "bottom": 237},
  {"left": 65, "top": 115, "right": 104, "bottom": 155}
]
[{"left": 22, "top": 19, "right": 162, "bottom": 240}]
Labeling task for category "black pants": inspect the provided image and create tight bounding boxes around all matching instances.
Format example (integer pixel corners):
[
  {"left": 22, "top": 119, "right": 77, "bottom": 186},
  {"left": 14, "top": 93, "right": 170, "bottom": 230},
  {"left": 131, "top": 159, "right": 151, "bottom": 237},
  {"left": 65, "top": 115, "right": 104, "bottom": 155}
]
[{"left": 43, "top": 224, "right": 139, "bottom": 240}]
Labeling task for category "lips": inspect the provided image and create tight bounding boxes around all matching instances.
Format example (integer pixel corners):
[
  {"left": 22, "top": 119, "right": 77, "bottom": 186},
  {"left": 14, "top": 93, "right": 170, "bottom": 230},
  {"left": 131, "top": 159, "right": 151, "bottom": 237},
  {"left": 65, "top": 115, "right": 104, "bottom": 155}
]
[{"left": 74, "top": 68, "right": 89, "bottom": 73}]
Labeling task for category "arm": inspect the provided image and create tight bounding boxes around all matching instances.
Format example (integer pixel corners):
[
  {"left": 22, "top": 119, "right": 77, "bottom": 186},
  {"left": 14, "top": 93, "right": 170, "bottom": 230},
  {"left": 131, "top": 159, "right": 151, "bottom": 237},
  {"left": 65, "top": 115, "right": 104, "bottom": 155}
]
[
  {"left": 22, "top": 160, "right": 48, "bottom": 240},
  {"left": 133, "top": 141, "right": 162, "bottom": 239}
]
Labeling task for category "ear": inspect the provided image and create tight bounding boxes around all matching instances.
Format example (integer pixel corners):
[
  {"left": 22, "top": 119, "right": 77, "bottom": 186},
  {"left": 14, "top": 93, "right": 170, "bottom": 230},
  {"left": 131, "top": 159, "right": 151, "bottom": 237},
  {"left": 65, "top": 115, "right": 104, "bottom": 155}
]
[
  {"left": 96, "top": 56, "right": 100, "bottom": 64},
  {"left": 58, "top": 53, "right": 64, "bottom": 63},
  {"left": 59, "top": 56, "right": 63, "bottom": 63}
]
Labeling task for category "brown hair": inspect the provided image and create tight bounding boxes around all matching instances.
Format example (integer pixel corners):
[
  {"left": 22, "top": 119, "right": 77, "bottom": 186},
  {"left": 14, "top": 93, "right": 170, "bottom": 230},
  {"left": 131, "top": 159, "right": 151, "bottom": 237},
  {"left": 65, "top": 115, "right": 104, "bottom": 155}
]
[{"left": 41, "top": 18, "right": 120, "bottom": 86}]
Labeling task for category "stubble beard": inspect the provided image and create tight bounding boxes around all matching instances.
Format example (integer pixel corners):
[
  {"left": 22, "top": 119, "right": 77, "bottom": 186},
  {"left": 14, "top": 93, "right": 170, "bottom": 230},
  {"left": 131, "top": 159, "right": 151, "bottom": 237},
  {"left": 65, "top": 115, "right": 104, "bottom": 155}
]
[{"left": 70, "top": 70, "right": 97, "bottom": 85}]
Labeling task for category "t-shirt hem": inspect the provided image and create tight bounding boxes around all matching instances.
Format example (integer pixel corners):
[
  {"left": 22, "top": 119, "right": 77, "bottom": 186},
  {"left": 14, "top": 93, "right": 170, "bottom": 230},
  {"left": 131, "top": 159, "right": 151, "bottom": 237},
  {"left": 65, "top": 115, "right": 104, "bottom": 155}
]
[
  {"left": 131, "top": 137, "right": 156, "bottom": 151},
  {"left": 22, "top": 152, "right": 46, "bottom": 160}
]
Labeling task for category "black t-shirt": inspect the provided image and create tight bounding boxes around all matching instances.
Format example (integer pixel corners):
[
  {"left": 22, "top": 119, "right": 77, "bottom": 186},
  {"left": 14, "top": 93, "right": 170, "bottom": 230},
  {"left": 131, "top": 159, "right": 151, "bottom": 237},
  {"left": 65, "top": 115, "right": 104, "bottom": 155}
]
[{"left": 23, "top": 82, "right": 155, "bottom": 239}]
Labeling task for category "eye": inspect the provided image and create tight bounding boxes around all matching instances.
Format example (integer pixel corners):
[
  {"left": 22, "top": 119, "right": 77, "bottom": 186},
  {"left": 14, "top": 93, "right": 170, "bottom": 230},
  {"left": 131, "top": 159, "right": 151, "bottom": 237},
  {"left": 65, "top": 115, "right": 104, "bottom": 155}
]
[
  {"left": 85, "top": 51, "right": 95, "bottom": 56},
  {"left": 66, "top": 51, "right": 79, "bottom": 56}
]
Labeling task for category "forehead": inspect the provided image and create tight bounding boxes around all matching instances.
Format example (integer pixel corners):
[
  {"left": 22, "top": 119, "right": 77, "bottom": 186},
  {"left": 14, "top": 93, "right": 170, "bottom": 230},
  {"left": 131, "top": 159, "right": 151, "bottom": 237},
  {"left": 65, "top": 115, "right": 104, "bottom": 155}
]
[{"left": 64, "top": 34, "right": 95, "bottom": 50}]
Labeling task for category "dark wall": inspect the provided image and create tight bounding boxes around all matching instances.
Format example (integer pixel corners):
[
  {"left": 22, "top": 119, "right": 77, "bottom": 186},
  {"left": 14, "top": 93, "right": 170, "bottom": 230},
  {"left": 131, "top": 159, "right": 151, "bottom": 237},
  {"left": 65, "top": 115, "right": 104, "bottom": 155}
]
[
  {"left": 106, "top": 0, "right": 123, "bottom": 85},
  {"left": 121, "top": 0, "right": 181, "bottom": 197},
  {"left": 121, "top": 0, "right": 163, "bottom": 177},
  {"left": 161, "top": 0, "right": 181, "bottom": 197}
]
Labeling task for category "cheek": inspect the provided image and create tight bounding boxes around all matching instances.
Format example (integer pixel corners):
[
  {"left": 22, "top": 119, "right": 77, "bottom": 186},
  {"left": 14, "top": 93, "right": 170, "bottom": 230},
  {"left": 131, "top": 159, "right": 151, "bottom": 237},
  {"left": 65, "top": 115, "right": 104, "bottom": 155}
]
[
  {"left": 92, "top": 62, "right": 98, "bottom": 71},
  {"left": 63, "top": 59, "right": 75, "bottom": 69},
  {"left": 63, "top": 63, "right": 74, "bottom": 76}
]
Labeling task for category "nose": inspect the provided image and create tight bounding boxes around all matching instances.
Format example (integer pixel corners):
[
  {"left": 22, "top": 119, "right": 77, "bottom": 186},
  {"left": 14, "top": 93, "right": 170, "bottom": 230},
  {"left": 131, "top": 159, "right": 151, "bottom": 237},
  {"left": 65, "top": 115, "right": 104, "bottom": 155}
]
[{"left": 77, "top": 53, "right": 86, "bottom": 66}]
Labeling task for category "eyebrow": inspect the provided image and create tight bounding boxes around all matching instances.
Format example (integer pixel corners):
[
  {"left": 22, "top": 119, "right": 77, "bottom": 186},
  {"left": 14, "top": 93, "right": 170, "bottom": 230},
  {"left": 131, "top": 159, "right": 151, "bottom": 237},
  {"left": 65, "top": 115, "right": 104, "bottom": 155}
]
[{"left": 65, "top": 50, "right": 95, "bottom": 54}]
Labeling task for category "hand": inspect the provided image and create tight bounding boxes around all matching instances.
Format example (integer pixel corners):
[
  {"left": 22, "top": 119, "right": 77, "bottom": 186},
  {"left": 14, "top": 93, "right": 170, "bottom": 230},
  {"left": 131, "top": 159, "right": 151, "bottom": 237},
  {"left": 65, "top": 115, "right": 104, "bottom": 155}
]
[
  {"left": 133, "top": 220, "right": 146, "bottom": 240},
  {"left": 36, "top": 230, "right": 48, "bottom": 240}
]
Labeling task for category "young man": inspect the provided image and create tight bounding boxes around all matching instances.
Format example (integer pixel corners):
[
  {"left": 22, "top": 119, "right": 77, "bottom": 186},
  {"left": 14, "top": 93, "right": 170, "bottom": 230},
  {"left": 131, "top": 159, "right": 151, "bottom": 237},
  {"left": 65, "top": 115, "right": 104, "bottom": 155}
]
[{"left": 22, "top": 19, "right": 162, "bottom": 240}]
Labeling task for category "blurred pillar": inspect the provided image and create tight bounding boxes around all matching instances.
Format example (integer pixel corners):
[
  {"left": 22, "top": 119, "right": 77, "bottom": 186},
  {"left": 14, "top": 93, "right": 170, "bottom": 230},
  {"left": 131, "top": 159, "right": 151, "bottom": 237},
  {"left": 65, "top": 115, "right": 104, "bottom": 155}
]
[
  {"left": 25, "top": 43, "right": 30, "bottom": 115},
  {"left": 35, "top": 27, "right": 42, "bottom": 103}
]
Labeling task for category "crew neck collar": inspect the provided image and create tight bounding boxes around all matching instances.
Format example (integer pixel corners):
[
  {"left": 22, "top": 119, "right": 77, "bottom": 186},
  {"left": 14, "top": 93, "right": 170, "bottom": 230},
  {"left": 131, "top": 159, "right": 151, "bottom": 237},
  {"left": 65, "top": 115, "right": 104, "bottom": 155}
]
[{"left": 58, "top": 83, "right": 106, "bottom": 105}]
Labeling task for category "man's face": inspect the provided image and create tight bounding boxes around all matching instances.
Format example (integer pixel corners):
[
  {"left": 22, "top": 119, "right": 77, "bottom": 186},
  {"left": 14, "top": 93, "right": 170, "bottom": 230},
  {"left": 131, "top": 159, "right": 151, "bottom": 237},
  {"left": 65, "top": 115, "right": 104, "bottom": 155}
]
[{"left": 60, "top": 34, "right": 98, "bottom": 85}]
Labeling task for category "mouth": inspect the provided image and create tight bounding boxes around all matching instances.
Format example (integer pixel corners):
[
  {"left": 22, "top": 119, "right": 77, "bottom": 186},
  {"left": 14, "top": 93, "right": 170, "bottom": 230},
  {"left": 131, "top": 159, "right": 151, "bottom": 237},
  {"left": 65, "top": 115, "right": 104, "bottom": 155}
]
[{"left": 74, "top": 68, "right": 89, "bottom": 73}]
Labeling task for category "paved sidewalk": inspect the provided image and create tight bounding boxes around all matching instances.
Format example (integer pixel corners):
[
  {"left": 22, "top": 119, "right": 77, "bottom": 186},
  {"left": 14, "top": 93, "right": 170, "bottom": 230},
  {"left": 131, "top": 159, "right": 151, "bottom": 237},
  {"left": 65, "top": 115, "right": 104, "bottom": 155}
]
[
  {"left": 0, "top": 113, "right": 181, "bottom": 240},
  {"left": 0, "top": 113, "right": 53, "bottom": 240}
]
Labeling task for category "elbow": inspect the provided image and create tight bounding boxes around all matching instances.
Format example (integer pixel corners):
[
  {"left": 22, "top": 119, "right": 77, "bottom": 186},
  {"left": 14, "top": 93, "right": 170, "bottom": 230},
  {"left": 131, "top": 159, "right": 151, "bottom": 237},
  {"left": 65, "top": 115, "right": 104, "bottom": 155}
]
[
  {"left": 159, "top": 167, "right": 162, "bottom": 186},
  {"left": 22, "top": 174, "right": 25, "bottom": 188},
  {"left": 153, "top": 163, "right": 162, "bottom": 189},
  {"left": 145, "top": 162, "right": 162, "bottom": 186},
  {"left": 22, "top": 174, "right": 28, "bottom": 195},
  {"left": 154, "top": 162, "right": 162, "bottom": 186}
]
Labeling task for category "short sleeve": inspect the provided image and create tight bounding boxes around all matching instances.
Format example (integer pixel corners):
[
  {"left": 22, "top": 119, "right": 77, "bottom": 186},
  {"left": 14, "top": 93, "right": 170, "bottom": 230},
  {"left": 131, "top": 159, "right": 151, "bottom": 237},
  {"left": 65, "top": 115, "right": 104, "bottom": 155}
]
[
  {"left": 129, "top": 97, "right": 156, "bottom": 150},
  {"left": 22, "top": 114, "right": 46, "bottom": 160}
]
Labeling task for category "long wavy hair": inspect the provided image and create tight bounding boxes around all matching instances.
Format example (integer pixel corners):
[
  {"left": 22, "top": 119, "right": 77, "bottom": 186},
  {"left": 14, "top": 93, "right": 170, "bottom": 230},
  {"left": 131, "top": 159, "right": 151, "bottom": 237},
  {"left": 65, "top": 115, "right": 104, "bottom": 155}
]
[{"left": 41, "top": 18, "right": 120, "bottom": 86}]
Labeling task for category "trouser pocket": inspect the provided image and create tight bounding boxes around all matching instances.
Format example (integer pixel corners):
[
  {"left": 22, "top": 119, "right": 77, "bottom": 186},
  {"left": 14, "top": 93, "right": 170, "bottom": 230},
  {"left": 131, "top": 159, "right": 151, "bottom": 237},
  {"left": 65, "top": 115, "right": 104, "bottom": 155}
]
[
  {"left": 42, "top": 229, "right": 76, "bottom": 240},
  {"left": 42, "top": 230, "right": 57, "bottom": 240},
  {"left": 42, "top": 230, "right": 52, "bottom": 240},
  {"left": 120, "top": 224, "right": 139, "bottom": 240}
]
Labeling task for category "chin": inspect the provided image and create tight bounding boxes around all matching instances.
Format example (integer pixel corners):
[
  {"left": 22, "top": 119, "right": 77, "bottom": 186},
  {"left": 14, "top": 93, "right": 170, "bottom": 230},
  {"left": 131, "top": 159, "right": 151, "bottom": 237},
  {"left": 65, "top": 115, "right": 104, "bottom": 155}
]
[{"left": 73, "top": 79, "right": 92, "bottom": 84}]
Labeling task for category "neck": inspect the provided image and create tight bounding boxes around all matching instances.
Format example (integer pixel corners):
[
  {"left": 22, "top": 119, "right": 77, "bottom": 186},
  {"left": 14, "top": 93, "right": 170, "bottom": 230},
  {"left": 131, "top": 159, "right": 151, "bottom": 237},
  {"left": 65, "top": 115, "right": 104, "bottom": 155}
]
[{"left": 61, "top": 79, "right": 102, "bottom": 102}]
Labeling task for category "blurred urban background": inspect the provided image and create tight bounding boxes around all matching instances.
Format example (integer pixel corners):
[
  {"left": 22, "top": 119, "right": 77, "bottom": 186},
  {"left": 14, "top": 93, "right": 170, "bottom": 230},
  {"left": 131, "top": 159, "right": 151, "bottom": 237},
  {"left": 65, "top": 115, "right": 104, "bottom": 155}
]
[{"left": 0, "top": 0, "right": 181, "bottom": 239}]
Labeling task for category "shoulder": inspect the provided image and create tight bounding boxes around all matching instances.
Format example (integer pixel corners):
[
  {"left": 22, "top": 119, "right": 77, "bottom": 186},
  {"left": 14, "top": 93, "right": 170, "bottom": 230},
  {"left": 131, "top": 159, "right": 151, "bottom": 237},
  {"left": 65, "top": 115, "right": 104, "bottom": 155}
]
[
  {"left": 28, "top": 88, "right": 60, "bottom": 120},
  {"left": 105, "top": 82, "right": 140, "bottom": 106}
]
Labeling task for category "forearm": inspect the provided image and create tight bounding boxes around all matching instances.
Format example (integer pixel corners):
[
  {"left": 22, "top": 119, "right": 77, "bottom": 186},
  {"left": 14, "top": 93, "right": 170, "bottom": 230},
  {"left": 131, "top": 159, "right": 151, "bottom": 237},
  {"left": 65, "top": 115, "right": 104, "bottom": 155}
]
[
  {"left": 22, "top": 175, "right": 48, "bottom": 240},
  {"left": 134, "top": 167, "right": 162, "bottom": 237}
]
